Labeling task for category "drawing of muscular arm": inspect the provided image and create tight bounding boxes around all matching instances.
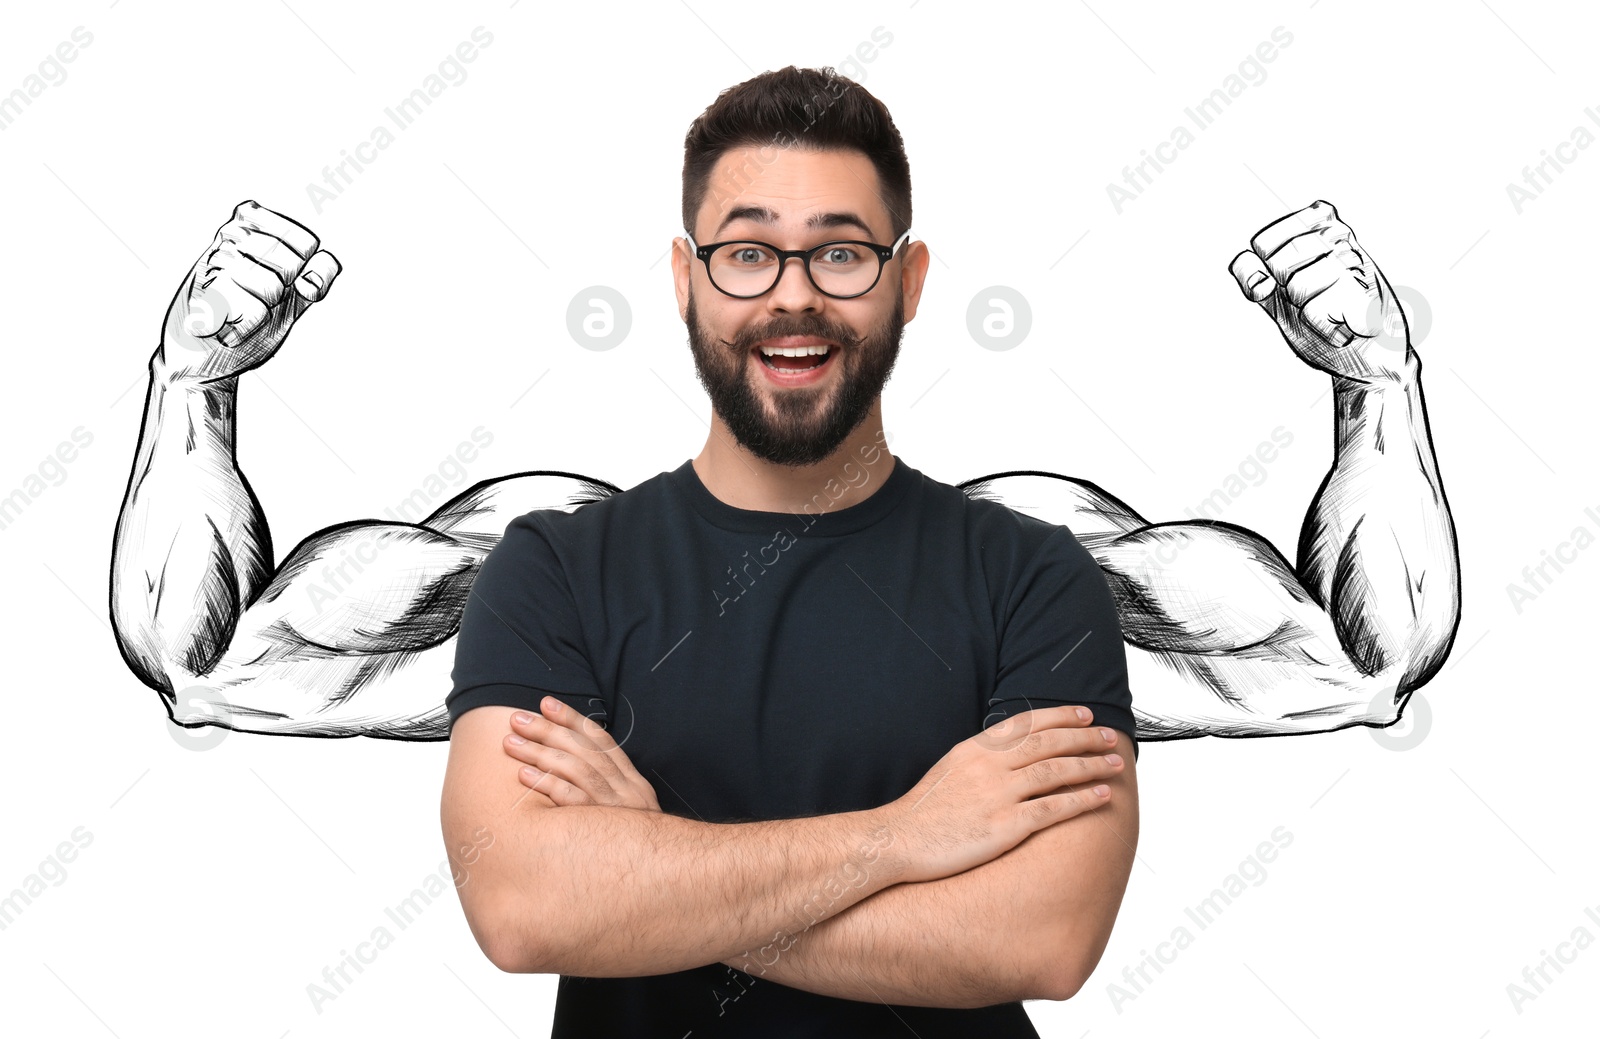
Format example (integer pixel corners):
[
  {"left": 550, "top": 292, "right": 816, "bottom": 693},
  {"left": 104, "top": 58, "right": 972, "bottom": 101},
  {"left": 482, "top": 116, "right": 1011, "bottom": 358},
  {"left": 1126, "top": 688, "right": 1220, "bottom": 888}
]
[
  {"left": 965, "top": 200, "right": 1460, "bottom": 739},
  {"left": 111, "top": 200, "right": 1457, "bottom": 742},
  {"left": 109, "top": 202, "right": 615, "bottom": 739}
]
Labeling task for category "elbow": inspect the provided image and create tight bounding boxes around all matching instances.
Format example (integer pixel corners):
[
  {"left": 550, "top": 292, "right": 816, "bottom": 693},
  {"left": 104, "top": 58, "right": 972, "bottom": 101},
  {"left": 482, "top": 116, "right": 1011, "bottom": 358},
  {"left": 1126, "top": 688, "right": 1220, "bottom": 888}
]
[
  {"left": 1037, "top": 962, "right": 1088, "bottom": 1003},
  {"left": 1037, "top": 930, "right": 1112, "bottom": 1002},
  {"left": 485, "top": 927, "right": 548, "bottom": 976},
  {"left": 480, "top": 923, "right": 534, "bottom": 975},
  {"left": 463, "top": 885, "right": 547, "bottom": 975},
  {"left": 485, "top": 936, "right": 539, "bottom": 975}
]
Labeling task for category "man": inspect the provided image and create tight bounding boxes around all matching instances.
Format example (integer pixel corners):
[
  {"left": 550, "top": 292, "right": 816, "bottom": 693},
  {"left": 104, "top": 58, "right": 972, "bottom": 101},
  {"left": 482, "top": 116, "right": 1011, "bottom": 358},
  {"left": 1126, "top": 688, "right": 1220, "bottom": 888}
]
[
  {"left": 108, "top": 63, "right": 1457, "bottom": 1033},
  {"left": 442, "top": 67, "right": 1141, "bottom": 1034}
]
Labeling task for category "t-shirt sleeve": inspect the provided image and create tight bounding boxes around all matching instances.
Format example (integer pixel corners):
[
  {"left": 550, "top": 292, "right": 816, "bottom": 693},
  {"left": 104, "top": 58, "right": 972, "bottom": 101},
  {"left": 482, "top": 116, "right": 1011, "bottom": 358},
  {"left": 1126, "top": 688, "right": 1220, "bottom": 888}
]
[
  {"left": 446, "top": 512, "right": 608, "bottom": 735},
  {"left": 986, "top": 526, "right": 1139, "bottom": 761}
]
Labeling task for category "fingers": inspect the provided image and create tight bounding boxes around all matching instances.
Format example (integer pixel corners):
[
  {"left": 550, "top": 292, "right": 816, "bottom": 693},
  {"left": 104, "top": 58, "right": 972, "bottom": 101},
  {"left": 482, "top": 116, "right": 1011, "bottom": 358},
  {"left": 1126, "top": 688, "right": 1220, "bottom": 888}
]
[
  {"left": 507, "top": 709, "right": 603, "bottom": 760},
  {"left": 1036, "top": 782, "right": 1113, "bottom": 821},
  {"left": 1234, "top": 201, "right": 1359, "bottom": 297},
  {"left": 1230, "top": 250, "right": 1274, "bottom": 302},
  {"left": 182, "top": 202, "right": 339, "bottom": 347},
  {"left": 1232, "top": 200, "right": 1370, "bottom": 350},
  {"left": 510, "top": 760, "right": 590, "bottom": 808},
  {"left": 1299, "top": 304, "right": 1354, "bottom": 348},
  {"left": 1034, "top": 725, "right": 1123, "bottom": 764},
  {"left": 506, "top": 698, "right": 633, "bottom": 797},
  {"left": 1279, "top": 254, "right": 1346, "bottom": 308},
  {"left": 213, "top": 201, "right": 340, "bottom": 304},
  {"left": 210, "top": 248, "right": 289, "bottom": 307},
  {"left": 978, "top": 703, "right": 1102, "bottom": 752},
  {"left": 229, "top": 199, "right": 319, "bottom": 260},
  {"left": 294, "top": 250, "right": 342, "bottom": 303},
  {"left": 219, "top": 227, "right": 311, "bottom": 286},
  {"left": 504, "top": 730, "right": 620, "bottom": 805},
  {"left": 523, "top": 696, "right": 610, "bottom": 751},
  {"left": 1020, "top": 747, "right": 1123, "bottom": 793},
  {"left": 1262, "top": 234, "right": 1365, "bottom": 293},
  {"left": 996, "top": 705, "right": 1106, "bottom": 737},
  {"left": 1023, "top": 732, "right": 1127, "bottom": 818},
  {"left": 1027, "top": 725, "right": 1122, "bottom": 780},
  {"left": 985, "top": 704, "right": 1100, "bottom": 730},
  {"left": 505, "top": 727, "right": 659, "bottom": 810},
  {"left": 196, "top": 282, "right": 268, "bottom": 349},
  {"left": 1247, "top": 199, "right": 1342, "bottom": 261}
]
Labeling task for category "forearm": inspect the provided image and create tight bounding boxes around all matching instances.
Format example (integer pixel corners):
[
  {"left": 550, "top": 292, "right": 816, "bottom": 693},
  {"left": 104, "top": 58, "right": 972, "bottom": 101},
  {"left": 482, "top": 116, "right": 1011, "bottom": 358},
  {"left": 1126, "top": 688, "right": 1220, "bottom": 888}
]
[
  {"left": 1301, "top": 348, "right": 1459, "bottom": 686},
  {"left": 110, "top": 346, "right": 272, "bottom": 692},
  {"left": 493, "top": 804, "right": 911, "bottom": 977},
  {"left": 718, "top": 827, "right": 1058, "bottom": 1009}
]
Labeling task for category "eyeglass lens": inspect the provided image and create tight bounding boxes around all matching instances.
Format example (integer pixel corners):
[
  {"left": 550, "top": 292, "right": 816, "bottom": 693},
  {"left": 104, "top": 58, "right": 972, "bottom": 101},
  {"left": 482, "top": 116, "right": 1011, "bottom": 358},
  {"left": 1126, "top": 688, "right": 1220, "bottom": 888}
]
[{"left": 707, "top": 242, "right": 882, "bottom": 297}]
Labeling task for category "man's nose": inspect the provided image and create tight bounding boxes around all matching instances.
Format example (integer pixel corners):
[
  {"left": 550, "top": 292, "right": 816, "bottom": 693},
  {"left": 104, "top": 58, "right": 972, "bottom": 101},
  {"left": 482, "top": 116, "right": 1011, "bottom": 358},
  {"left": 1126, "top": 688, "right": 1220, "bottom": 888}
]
[{"left": 766, "top": 254, "right": 826, "bottom": 312}]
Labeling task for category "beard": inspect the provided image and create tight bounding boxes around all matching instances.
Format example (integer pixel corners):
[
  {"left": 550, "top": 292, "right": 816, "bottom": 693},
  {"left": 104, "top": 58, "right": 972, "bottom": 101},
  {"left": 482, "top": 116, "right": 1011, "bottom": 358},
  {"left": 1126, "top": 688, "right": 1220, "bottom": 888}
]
[{"left": 685, "top": 287, "right": 905, "bottom": 468}]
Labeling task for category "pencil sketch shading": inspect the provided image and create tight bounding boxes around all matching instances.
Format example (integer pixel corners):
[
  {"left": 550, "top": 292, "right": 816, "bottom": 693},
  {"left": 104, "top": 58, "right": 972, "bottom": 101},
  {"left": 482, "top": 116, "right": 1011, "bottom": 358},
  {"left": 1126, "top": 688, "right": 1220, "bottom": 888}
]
[{"left": 109, "top": 200, "right": 1460, "bottom": 742}]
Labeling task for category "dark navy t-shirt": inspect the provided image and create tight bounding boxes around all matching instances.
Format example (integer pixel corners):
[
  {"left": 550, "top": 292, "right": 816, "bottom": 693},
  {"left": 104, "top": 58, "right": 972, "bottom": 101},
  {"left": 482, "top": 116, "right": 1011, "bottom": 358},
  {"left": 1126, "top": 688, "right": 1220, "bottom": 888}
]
[{"left": 447, "top": 453, "right": 1136, "bottom": 1038}]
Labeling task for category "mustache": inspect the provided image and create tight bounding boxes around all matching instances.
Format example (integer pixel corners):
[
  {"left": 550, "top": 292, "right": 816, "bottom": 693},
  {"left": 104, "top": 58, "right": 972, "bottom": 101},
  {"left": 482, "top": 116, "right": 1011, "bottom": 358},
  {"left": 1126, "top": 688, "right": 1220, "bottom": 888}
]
[{"left": 722, "top": 319, "right": 862, "bottom": 352}]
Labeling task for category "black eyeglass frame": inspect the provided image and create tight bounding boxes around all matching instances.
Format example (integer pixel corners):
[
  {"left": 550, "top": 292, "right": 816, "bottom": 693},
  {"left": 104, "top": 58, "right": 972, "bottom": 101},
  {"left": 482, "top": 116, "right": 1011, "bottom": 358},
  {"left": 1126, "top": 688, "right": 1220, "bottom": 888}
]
[{"left": 684, "top": 229, "right": 914, "bottom": 300}]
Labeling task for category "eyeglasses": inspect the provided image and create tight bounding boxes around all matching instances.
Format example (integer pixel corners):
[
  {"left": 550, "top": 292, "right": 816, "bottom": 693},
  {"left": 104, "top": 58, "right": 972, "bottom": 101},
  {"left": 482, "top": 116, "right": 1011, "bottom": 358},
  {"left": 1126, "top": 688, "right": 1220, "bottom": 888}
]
[{"left": 685, "top": 229, "right": 913, "bottom": 299}]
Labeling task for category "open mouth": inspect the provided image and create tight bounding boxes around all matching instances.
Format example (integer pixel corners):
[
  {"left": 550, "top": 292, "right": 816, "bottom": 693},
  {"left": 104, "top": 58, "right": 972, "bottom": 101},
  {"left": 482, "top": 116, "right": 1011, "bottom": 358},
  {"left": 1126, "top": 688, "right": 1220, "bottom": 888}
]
[{"left": 753, "top": 344, "right": 836, "bottom": 373}]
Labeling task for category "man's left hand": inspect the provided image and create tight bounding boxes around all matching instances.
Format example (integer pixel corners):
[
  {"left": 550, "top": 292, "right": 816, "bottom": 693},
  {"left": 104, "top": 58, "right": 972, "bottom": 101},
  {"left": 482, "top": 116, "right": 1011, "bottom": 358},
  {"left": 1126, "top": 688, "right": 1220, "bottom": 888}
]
[{"left": 502, "top": 697, "right": 661, "bottom": 811}]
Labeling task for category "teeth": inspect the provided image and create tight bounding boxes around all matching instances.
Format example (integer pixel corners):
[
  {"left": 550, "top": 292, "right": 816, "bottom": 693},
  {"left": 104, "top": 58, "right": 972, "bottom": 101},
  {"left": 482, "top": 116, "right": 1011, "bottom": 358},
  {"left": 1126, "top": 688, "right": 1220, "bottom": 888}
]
[{"left": 759, "top": 344, "right": 833, "bottom": 356}]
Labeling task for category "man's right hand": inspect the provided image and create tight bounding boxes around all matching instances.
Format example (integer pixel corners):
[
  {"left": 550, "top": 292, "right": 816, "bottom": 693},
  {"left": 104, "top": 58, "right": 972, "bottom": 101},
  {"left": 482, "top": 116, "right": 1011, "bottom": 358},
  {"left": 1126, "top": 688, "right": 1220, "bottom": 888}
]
[
  {"left": 159, "top": 200, "right": 341, "bottom": 384},
  {"left": 886, "top": 706, "right": 1124, "bottom": 885}
]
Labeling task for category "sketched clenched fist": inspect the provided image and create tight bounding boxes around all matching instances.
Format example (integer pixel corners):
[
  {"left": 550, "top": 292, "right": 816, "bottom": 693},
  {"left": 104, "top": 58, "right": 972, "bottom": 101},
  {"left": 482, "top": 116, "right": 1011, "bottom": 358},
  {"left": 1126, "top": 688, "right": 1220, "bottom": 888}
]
[
  {"left": 1230, "top": 200, "right": 1411, "bottom": 383},
  {"left": 160, "top": 200, "right": 341, "bottom": 383}
]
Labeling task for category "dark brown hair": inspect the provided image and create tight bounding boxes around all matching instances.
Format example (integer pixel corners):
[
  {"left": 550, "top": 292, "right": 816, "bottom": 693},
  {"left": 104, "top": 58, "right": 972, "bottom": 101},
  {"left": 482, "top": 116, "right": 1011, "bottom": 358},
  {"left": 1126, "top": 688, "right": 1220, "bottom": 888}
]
[{"left": 681, "top": 66, "right": 912, "bottom": 243}]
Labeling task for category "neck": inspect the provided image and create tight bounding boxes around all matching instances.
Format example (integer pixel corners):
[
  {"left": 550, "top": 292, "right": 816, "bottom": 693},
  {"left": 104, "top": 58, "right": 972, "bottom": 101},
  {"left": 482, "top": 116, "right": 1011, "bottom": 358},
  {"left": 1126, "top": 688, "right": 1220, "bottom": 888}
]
[{"left": 692, "top": 403, "right": 896, "bottom": 514}]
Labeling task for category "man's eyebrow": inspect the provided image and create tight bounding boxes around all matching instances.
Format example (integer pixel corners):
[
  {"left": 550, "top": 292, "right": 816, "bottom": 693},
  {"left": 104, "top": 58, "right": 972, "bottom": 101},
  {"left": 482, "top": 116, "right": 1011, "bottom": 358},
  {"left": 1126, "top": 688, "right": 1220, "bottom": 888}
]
[{"left": 713, "top": 205, "right": 878, "bottom": 241}]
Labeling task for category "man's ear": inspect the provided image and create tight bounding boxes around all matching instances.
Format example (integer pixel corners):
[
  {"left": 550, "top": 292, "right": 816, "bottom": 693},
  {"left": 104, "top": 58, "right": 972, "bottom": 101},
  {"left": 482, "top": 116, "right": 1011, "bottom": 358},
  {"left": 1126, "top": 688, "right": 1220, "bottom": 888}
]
[
  {"left": 898, "top": 240, "right": 930, "bottom": 325},
  {"left": 672, "top": 237, "right": 691, "bottom": 322}
]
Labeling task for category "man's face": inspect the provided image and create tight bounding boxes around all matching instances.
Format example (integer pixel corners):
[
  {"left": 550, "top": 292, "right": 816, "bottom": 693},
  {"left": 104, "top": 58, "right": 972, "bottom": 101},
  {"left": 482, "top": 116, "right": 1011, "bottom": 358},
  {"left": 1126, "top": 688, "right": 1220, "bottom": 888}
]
[{"left": 677, "top": 146, "right": 916, "bottom": 469}]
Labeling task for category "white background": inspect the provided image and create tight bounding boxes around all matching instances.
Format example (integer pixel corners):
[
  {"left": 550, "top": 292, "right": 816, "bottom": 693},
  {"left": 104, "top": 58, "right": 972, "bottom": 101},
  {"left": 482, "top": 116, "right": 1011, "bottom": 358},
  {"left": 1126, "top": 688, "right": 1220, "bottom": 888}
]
[{"left": 2, "top": 0, "right": 1596, "bottom": 1034}]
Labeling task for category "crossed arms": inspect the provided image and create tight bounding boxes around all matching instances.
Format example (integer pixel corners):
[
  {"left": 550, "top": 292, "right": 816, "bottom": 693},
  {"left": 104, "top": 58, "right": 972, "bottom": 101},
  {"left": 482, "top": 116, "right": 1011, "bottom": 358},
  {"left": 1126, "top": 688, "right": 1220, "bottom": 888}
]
[{"left": 442, "top": 703, "right": 1137, "bottom": 1007}]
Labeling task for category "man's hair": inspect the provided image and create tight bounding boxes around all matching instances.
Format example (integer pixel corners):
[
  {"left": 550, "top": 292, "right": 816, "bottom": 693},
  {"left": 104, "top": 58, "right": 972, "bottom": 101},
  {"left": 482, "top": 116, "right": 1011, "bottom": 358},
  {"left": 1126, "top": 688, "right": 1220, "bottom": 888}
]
[{"left": 681, "top": 66, "right": 912, "bottom": 243}]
